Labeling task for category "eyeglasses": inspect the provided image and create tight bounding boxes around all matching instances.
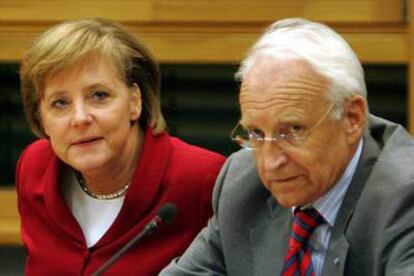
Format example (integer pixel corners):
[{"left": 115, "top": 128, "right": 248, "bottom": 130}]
[{"left": 231, "top": 104, "right": 335, "bottom": 150}]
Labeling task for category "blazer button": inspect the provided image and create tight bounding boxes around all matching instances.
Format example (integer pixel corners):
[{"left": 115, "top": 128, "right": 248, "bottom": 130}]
[{"left": 333, "top": 257, "right": 340, "bottom": 266}]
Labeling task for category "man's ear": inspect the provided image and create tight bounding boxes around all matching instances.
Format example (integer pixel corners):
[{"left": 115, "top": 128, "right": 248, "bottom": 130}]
[
  {"left": 343, "top": 95, "right": 366, "bottom": 144},
  {"left": 130, "top": 83, "right": 142, "bottom": 121}
]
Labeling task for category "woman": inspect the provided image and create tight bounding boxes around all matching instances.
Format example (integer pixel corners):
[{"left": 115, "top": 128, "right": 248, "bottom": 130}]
[{"left": 17, "top": 18, "right": 225, "bottom": 275}]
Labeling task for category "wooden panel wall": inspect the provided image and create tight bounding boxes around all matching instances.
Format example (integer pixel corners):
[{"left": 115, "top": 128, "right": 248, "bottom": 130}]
[
  {"left": 0, "top": 0, "right": 407, "bottom": 63},
  {"left": 0, "top": 0, "right": 410, "bottom": 245},
  {"left": 0, "top": 0, "right": 404, "bottom": 22},
  {"left": 0, "top": 189, "right": 20, "bottom": 245}
]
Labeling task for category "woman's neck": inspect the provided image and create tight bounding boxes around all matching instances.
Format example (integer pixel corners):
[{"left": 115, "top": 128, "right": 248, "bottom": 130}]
[{"left": 80, "top": 127, "right": 144, "bottom": 195}]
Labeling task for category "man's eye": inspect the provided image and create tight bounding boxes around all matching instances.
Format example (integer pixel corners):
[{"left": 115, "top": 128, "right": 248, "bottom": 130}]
[
  {"left": 278, "top": 124, "right": 305, "bottom": 136},
  {"left": 248, "top": 128, "right": 264, "bottom": 140},
  {"left": 51, "top": 99, "right": 68, "bottom": 108},
  {"left": 287, "top": 124, "right": 306, "bottom": 136},
  {"left": 91, "top": 90, "right": 109, "bottom": 101}
]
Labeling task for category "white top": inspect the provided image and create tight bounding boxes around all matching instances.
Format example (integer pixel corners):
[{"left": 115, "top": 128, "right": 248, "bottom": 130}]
[{"left": 63, "top": 170, "right": 125, "bottom": 248}]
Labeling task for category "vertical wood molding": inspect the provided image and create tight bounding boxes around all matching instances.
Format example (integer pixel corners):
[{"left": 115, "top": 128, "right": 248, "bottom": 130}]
[
  {"left": 409, "top": 0, "right": 414, "bottom": 134},
  {"left": 0, "top": 189, "right": 21, "bottom": 245}
]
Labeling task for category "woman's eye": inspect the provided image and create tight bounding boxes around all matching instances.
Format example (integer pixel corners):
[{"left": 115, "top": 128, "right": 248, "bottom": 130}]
[
  {"left": 51, "top": 99, "right": 68, "bottom": 108},
  {"left": 91, "top": 90, "right": 109, "bottom": 101}
]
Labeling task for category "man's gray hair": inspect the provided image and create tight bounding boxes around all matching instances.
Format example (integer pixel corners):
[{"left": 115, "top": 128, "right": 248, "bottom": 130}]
[{"left": 235, "top": 18, "right": 367, "bottom": 119}]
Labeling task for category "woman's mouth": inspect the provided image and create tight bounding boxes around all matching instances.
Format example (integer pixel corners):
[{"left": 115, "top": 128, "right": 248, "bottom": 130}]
[{"left": 72, "top": 137, "right": 103, "bottom": 146}]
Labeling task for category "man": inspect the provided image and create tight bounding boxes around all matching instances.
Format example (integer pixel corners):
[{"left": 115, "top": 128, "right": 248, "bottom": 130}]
[{"left": 161, "top": 18, "right": 414, "bottom": 275}]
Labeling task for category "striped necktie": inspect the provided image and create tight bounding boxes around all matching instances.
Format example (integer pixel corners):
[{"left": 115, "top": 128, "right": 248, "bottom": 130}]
[{"left": 281, "top": 207, "right": 325, "bottom": 276}]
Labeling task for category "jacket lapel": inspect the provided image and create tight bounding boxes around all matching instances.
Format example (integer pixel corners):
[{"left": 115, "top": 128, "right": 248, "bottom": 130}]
[
  {"left": 43, "top": 129, "right": 172, "bottom": 248},
  {"left": 44, "top": 155, "right": 86, "bottom": 245},
  {"left": 322, "top": 132, "right": 380, "bottom": 275},
  {"left": 250, "top": 198, "right": 292, "bottom": 275},
  {"left": 96, "top": 129, "right": 172, "bottom": 247}
]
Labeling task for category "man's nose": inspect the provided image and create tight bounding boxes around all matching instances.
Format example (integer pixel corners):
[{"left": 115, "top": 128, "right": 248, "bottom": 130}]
[
  {"left": 70, "top": 103, "right": 93, "bottom": 127},
  {"left": 260, "top": 142, "right": 288, "bottom": 172}
]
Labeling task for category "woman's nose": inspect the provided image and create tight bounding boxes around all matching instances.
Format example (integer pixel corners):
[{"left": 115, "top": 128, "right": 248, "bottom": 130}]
[{"left": 70, "top": 103, "right": 93, "bottom": 127}]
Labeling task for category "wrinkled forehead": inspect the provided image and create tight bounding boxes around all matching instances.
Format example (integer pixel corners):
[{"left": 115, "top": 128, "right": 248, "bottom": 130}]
[
  {"left": 240, "top": 57, "right": 330, "bottom": 103},
  {"left": 238, "top": 57, "right": 332, "bottom": 125},
  {"left": 242, "top": 56, "right": 328, "bottom": 91}
]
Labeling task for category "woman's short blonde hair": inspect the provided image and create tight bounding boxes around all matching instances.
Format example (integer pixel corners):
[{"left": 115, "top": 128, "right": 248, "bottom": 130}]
[{"left": 20, "top": 17, "right": 166, "bottom": 137}]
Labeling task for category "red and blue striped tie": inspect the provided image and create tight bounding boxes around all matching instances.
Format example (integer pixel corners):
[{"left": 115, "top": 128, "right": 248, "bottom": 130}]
[{"left": 281, "top": 207, "right": 325, "bottom": 276}]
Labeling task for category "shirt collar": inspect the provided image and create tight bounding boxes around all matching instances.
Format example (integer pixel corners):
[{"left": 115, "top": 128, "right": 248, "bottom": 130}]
[{"left": 296, "top": 139, "right": 363, "bottom": 226}]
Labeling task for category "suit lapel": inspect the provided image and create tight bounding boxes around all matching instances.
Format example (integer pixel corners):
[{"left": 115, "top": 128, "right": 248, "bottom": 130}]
[
  {"left": 250, "top": 197, "right": 292, "bottom": 275},
  {"left": 322, "top": 133, "right": 380, "bottom": 275}
]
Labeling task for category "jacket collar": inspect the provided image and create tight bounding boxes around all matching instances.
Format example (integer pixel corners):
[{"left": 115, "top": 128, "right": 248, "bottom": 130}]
[
  {"left": 44, "top": 128, "right": 172, "bottom": 247},
  {"left": 322, "top": 126, "right": 381, "bottom": 274}
]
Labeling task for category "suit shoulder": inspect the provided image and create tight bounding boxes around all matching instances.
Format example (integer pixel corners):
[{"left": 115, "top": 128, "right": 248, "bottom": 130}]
[
  {"left": 377, "top": 126, "right": 414, "bottom": 179},
  {"left": 16, "top": 139, "right": 55, "bottom": 181},
  {"left": 18, "top": 139, "right": 53, "bottom": 162},
  {"left": 163, "top": 137, "right": 226, "bottom": 195},
  {"left": 213, "top": 149, "right": 264, "bottom": 204},
  {"left": 221, "top": 149, "right": 257, "bottom": 180},
  {"left": 170, "top": 137, "right": 225, "bottom": 167}
]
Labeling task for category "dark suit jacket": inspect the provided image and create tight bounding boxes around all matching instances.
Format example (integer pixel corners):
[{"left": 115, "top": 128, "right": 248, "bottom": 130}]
[{"left": 161, "top": 115, "right": 414, "bottom": 276}]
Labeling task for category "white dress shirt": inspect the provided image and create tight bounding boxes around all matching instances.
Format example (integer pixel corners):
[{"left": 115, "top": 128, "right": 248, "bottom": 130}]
[{"left": 303, "top": 139, "right": 363, "bottom": 276}]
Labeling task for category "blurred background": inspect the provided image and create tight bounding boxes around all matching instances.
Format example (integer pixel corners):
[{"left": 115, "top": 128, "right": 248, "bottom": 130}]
[{"left": 0, "top": 0, "right": 413, "bottom": 274}]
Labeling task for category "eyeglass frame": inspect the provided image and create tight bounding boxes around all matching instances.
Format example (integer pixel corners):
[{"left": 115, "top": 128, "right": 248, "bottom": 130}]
[{"left": 230, "top": 103, "right": 336, "bottom": 150}]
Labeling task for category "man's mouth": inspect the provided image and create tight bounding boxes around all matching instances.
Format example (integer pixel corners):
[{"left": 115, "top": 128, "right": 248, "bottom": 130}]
[{"left": 273, "top": 175, "right": 302, "bottom": 183}]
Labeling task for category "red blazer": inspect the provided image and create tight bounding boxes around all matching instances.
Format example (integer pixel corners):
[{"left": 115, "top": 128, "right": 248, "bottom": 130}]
[{"left": 16, "top": 129, "right": 225, "bottom": 275}]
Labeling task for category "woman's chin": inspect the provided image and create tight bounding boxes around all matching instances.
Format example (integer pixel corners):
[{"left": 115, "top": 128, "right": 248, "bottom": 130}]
[{"left": 66, "top": 155, "right": 108, "bottom": 174}]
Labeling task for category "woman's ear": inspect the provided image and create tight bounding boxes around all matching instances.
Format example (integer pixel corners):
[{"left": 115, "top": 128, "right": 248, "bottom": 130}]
[
  {"left": 344, "top": 95, "right": 366, "bottom": 144},
  {"left": 130, "top": 83, "right": 142, "bottom": 121}
]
